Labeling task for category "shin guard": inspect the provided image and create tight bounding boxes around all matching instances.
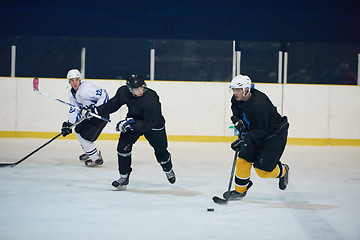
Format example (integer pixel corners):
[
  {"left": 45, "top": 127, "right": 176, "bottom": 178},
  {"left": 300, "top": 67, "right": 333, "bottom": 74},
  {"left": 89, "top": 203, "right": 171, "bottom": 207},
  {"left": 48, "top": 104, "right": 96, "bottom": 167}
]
[{"left": 234, "top": 158, "right": 252, "bottom": 193}]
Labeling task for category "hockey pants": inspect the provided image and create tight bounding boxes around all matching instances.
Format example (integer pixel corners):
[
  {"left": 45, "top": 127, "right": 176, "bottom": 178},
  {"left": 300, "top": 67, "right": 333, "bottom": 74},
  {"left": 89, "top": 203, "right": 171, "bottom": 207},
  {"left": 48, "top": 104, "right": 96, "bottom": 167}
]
[
  {"left": 116, "top": 127, "right": 172, "bottom": 175},
  {"left": 235, "top": 122, "right": 289, "bottom": 193}
]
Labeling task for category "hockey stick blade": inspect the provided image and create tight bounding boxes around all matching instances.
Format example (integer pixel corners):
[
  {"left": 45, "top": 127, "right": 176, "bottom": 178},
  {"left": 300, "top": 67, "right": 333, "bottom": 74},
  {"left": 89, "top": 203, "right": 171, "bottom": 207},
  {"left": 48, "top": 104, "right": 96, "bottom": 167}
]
[
  {"left": 0, "top": 119, "right": 85, "bottom": 168},
  {"left": 212, "top": 196, "right": 228, "bottom": 205},
  {"left": 0, "top": 163, "right": 17, "bottom": 168},
  {"left": 0, "top": 133, "right": 62, "bottom": 168}
]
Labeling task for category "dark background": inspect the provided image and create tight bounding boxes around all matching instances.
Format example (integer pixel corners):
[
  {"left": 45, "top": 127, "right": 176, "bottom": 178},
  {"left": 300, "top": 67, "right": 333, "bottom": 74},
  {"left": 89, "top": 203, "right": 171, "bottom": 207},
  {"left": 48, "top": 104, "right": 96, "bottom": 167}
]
[
  {"left": 0, "top": 1, "right": 359, "bottom": 83},
  {"left": 1, "top": 0, "right": 359, "bottom": 43}
]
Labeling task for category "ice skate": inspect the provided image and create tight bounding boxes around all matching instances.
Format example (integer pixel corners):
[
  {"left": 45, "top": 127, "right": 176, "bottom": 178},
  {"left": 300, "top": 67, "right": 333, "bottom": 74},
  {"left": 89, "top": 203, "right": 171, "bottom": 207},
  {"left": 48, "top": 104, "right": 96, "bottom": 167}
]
[
  {"left": 112, "top": 174, "right": 130, "bottom": 191},
  {"left": 279, "top": 164, "right": 289, "bottom": 190},
  {"left": 85, "top": 151, "right": 103, "bottom": 167},
  {"left": 79, "top": 153, "right": 89, "bottom": 161},
  {"left": 165, "top": 169, "right": 176, "bottom": 184},
  {"left": 223, "top": 180, "right": 253, "bottom": 200}
]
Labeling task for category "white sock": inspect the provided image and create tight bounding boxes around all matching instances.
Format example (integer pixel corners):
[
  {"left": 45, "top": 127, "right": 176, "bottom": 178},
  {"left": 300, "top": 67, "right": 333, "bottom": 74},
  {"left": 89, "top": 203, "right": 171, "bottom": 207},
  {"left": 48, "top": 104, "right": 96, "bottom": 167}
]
[{"left": 75, "top": 132, "right": 99, "bottom": 161}]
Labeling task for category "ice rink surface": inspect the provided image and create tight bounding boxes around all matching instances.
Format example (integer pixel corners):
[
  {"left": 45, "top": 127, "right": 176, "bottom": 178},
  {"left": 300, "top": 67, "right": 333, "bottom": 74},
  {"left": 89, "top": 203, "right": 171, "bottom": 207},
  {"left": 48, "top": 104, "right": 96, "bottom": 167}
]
[{"left": 0, "top": 138, "right": 359, "bottom": 240}]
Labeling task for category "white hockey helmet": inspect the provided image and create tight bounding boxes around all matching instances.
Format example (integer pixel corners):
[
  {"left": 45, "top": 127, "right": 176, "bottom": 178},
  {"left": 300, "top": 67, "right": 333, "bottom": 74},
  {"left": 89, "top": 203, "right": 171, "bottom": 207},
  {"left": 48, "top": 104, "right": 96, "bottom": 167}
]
[
  {"left": 67, "top": 69, "right": 81, "bottom": 80},
  {"left": 230, "top": 74, "right": 252, "bottom": 98}
]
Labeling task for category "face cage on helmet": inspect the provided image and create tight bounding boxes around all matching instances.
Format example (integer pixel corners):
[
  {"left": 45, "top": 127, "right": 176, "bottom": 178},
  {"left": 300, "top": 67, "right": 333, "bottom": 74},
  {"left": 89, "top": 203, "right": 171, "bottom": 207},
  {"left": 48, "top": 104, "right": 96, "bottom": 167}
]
[{"left": 127, "top": 85, "right": 147, "bottom": 94}]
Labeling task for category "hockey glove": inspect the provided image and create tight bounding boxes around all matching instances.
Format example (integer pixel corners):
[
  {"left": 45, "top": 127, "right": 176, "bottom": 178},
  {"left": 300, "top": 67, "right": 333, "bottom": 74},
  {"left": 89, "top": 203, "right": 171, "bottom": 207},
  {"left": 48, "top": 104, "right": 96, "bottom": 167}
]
[
  {"left": 116, "top": 118, "right": 135, "bottom": 133},
  {"left": 61, "top": 121, "right": 73, "bottom": 137},
  {"left": 231, "top": 138, "right": 248, "bottom": 156},
  {"left": 80, "top": 104, "right": 98, "bottom": 119},
  {"left": 231, "top": 115, "right": 247, "bottom": 132}
]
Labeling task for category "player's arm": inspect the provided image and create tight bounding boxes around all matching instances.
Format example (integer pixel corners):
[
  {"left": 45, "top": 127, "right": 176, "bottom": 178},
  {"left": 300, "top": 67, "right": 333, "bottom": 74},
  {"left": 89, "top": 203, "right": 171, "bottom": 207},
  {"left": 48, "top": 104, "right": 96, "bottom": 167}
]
[
  {"left": 67, "top": 91, "right": 81, "bottom": 123},
  {"left": 97, "top": 87, "right": 127, "bottom": 116}
]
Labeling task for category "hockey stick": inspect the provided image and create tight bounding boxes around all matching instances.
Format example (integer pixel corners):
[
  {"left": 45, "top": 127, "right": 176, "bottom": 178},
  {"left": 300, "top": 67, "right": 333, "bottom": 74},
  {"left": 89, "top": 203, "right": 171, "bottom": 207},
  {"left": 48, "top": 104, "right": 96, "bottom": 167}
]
[
  {"left": 0, "top": 118, "right": 85, "bottom": 168},
  {"left": 212, "top": 129, "right": 243, "bottom": 205},
  {"left": 33, "top": 78, "right": 112, "bottom": 123},
  {"left": 212, "top": 150, "right": 239, "bottom": 205}
]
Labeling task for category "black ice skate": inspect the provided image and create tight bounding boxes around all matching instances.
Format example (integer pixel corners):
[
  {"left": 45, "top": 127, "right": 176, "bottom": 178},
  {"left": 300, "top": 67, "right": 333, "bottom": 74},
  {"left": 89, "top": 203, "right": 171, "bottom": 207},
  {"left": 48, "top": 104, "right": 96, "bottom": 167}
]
[
  {"left": 112, "top": 174, "right": 130, "bottom": 191},
  {"left": 223, "top": 180, "right": 253, "bottom": 200},
  {"left": 165, "top": 169, "right": 176, "bottom": 184},
  {"left": 85, "top": 151, "right": 103, "bottom": 167},
  {"left": 79, "top": 153, "right": 89, "bottom": 161},
  {"left": 279, "top": 164, "right": 289, "bottom": 190}
]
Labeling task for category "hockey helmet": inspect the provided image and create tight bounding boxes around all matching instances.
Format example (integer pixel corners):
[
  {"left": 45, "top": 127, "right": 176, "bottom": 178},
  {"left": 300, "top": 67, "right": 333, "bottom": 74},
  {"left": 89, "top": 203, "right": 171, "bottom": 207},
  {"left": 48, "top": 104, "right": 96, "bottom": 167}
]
[
  {"left": 126, "top": 73, "right": 146, "bottom": 92},
  {"left": 67, "top": 69, "right": 81, "bottom": 80},
  {"left": 230, "top": 74, "right": 252, "bottom": 98}
]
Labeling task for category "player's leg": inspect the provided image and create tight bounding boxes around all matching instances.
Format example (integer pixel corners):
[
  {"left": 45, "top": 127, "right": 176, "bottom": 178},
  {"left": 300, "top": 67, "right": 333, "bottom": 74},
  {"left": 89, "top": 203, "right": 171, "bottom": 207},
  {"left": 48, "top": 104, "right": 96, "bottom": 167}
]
[
  {"left": 224, "top": 140, "right": 256, "bottom": 200},
  {"left": 224, "top": 157, "right": 253, "bottom": 200},
  {"left": 112, "top": 132, "right": 141, "bottom": 190},
  {"left": 144, "top": 127, "right": 175, "bottom": 184},
  {"left": 253, "top": 126, "right": 289, "bottom": 190},
  {"left": 74, "top": 132, "right": 103, "bottom": 166},
  {"left": 74, "top": 118, "right": 107, "bottom": 166}
]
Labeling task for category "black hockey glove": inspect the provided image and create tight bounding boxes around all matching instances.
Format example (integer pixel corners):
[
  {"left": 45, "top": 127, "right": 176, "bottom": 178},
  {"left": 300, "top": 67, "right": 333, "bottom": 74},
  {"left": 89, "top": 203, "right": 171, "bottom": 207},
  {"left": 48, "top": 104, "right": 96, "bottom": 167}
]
[
  {"left": 116, "top": 118, "right": 136, "bottom": 133},
  {"left": 61, "top": 121, "right": 73, "bottom": 137},
  {"left": 231, "top": 138, "right": 248, "bottom": 156},
  {"left": 231, "top": 115, "right": 247, "bottom": 132}
]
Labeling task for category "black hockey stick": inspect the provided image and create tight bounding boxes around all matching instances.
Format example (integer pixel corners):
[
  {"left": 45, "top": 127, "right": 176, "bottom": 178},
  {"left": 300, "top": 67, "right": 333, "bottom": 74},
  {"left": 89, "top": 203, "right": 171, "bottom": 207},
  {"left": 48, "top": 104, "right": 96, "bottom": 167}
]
[
  {"left": 0, "top": 133, "right": 63, "bottom": 168},
  {"left": 212, "top": 150, "right": 239, "bottom": 205},
  {"left": 212, "top": 129, "right": 243, "bottom": 205},
  {"left": 0, "top": 118, "right": 84, "bottom": 168}
]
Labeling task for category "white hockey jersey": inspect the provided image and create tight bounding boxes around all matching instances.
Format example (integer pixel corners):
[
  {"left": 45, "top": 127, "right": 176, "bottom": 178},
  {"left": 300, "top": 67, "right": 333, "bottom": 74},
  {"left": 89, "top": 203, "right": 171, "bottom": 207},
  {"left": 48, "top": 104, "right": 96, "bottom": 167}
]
[{"left": 68, "top": 81, "right": 109, "bottom": 123}]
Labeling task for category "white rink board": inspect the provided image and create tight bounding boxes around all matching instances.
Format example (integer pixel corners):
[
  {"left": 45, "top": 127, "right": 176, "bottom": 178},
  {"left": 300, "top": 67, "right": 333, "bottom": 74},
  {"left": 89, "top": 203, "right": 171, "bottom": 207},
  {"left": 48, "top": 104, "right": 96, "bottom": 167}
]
[
  {"left": 0, "top": 77, "right": 359, "bottom": 139},
  {"left": 283, "top": 84, "right": 330, "bottom": 139},
  {"left": 329, "top": 86, "right": 360, "bottom": 139}
]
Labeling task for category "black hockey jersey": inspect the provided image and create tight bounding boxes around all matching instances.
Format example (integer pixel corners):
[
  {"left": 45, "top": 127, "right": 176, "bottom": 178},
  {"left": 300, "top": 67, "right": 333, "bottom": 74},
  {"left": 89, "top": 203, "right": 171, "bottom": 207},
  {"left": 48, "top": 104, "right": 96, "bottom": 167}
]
[
  {"left": 97, "top": 86, "right": 166, "bottom": 133},
  {"left": 231, "top": 88, "right": 288, "bottom": 147}
]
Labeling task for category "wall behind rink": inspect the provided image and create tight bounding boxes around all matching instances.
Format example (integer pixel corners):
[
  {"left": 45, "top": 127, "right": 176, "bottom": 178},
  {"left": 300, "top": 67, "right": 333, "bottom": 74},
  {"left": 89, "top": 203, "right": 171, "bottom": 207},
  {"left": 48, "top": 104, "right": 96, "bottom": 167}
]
[{"left": 0, "top": 77, "right": 359, "bottom": 145}]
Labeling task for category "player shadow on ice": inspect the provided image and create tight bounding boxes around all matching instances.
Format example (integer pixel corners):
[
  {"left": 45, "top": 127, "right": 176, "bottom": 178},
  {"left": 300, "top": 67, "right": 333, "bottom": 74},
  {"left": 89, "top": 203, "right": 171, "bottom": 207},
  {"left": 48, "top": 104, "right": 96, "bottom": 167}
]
[{"left": 128, "top": 186, "right": 202, "bottom": 197}]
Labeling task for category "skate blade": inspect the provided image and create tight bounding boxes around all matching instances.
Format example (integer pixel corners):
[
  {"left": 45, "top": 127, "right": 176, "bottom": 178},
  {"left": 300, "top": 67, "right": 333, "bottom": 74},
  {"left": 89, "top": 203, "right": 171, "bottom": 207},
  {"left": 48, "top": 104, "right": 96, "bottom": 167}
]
[{"left": 111, "top": 185, "right": 127, "bottom": 191}]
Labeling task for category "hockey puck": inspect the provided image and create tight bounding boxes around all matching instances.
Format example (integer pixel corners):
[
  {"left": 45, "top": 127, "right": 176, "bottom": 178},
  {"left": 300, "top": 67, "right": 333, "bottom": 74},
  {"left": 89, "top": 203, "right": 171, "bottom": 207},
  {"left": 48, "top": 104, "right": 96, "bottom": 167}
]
[{"left": 207, "top": 208, "right": 214, "bottom": 212}]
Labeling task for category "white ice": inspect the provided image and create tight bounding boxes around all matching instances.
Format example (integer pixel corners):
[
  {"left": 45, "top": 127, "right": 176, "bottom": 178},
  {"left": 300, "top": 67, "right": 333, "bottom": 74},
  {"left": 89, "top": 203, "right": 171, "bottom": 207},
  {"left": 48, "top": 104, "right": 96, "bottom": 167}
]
[{"left": 0, "top": 138, "right": 359, "bottom": 240}]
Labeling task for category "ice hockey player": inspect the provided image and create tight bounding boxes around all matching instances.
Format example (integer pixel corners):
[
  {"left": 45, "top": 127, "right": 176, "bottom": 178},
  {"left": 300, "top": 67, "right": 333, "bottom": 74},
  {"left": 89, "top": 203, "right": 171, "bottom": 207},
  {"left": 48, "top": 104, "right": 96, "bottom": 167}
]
[
  {"left": 96, "top": 73, "right": 175, "bottom": 190},
  {"left": 60, "top": 69, "right": 109, "bottom": 167},
  {"left": 225, "top": 74, "right": 290, "bottom": 200}
]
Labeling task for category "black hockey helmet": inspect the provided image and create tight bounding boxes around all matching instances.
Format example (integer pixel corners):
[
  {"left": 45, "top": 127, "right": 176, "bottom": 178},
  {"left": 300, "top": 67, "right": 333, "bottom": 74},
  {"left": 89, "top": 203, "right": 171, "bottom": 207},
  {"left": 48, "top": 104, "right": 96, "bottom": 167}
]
[{"left": 126, "top": 73, "right": 146, "bottom": 91}]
